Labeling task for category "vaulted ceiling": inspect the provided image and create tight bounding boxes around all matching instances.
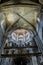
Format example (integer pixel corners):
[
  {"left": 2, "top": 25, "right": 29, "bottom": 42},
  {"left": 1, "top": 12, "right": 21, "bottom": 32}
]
[{"left": 0, "top": 0, "right": 42, "bottom": 33}]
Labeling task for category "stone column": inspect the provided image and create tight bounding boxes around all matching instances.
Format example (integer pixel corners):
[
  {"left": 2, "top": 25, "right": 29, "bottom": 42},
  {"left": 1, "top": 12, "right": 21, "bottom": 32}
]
[
  {"left": 10, "top": 42, "right": 12, "bottom": 47},
  {"left": 31, "top": 56, "right": 38, "bottom": 65},
  {"left": 2, "top": 50, "right": 4, "bottom": 54},
  {"left": 39, "top": 55, "right": 43, "bottom": 64},
  {"left": 8, "top": 49, "right": 12, "bottom": 54}
]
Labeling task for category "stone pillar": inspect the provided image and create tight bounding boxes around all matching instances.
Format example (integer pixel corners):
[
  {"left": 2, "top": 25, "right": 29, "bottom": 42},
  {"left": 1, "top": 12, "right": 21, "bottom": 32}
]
[
  {"left": 1, "top": 58, "right": 5, "bottom": 65},
  {"left": 31, "top": 56, "right": 38, "bottom": 65},
  {"left": 10, "top": 58, "right": 13, "bottom": 65},
  {"left": 8, "top": 49, "right": 12, "bottom": 54},
  {"left": 10, "top": 42, "right": 12, "bottom": 47},
  {"left": 29, "top": 42, "right": 32, "bottom": 46},
  {"left": 2, "top": 50, "right": 4, "bottom": 54},
  {"left": 39, "top": 55, "right": 43, "bottom": 64}
]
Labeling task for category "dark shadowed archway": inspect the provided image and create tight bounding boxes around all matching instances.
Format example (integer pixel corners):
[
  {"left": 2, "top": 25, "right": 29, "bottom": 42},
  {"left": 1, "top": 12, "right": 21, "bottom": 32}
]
[{"left": 13, "top": 56, "right": 28, "bottom": 65}]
